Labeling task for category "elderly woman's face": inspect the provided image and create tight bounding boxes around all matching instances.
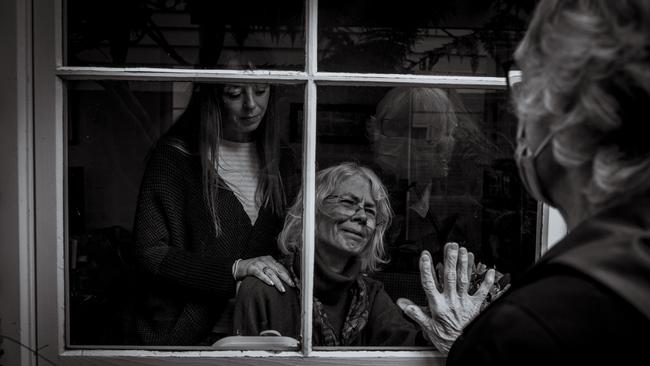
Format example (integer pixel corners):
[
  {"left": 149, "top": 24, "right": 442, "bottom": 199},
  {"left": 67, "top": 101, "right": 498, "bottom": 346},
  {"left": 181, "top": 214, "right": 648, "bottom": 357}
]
[
  {"left": 317, "top": 175, "right": 377, "bottom": 259},
  {"left": 220, "top": 83, "right": 270, "bottom": 142}
]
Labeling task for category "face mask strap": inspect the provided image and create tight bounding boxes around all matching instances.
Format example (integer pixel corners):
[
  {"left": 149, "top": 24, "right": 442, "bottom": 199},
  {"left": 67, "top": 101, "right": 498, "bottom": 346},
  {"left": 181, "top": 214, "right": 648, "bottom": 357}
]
[
  {"left": 531, "top": 129, "right": 556, "bottom": 158},
  {"left": 517, "top": 121, "right": 557, "bottom": 158},
  {"left": 515, "top": 125, "right": 559, "bottom": 206}
]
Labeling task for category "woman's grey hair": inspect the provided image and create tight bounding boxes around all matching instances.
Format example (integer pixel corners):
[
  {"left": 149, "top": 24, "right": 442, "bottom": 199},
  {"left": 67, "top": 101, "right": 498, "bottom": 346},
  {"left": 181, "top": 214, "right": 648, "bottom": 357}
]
[
  {"left": 513, "top": 0, "right": 650, "bottom": 204},
  {"left": 277, "top": 162, "right": 393, "bottom": 273}
]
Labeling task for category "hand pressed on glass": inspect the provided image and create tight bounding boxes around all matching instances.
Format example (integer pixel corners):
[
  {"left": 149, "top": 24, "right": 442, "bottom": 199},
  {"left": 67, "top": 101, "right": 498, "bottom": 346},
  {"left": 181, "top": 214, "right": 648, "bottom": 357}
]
[{"left": 397, "top": 242, "right": 495, "bottom": 354}]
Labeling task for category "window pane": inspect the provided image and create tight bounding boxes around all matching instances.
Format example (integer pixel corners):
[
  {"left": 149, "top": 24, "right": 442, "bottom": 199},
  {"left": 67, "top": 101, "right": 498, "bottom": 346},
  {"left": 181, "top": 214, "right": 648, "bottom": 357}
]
[
  {"left": 66, "top": 0, "right": 305, "bottom": 69},
  {"left": 310, "top": 85, "right": 537, "bottom": 349},
  {"left": 318, "top": 0, "right": 538, "bottom": 76},
  {"left": 67, "top": 80, "right": 304, "bottom": 348}
]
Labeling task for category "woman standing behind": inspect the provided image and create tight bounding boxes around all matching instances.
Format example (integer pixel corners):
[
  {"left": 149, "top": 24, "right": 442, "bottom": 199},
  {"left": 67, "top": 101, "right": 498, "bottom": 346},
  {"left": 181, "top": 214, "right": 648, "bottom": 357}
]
[{"left": 131, "top": 59, "right": 297, "bottom": 345}]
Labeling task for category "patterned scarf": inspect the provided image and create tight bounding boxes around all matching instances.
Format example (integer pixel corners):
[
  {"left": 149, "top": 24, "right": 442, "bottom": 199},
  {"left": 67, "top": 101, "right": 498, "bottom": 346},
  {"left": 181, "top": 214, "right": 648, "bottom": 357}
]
[
  {"left": 312, "top": 276, "right": 369, "bottom": 346},
  {"left": 284, "top": 252, "right": 371, "bottom": 346}
]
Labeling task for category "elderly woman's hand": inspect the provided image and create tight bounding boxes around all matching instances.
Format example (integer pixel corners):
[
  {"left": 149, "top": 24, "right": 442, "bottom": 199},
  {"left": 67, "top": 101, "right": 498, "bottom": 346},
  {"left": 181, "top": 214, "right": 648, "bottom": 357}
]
[
  {"left": 397, "top": 243, "right": 495, "bottom": 354},
  {"left": 234, "top": 255, "right": 295, "bottom": 293}
]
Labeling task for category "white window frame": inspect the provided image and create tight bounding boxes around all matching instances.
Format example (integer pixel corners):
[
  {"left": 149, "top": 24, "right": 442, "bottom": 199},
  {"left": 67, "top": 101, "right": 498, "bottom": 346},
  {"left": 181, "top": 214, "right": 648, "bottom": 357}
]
[{"left": 25, "top": 0, "right": 566, "bottom": 365}]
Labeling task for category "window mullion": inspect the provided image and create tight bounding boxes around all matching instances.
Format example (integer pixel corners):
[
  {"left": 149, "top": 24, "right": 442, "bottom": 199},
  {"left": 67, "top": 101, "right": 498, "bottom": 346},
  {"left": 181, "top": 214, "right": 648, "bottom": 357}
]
[
  {"left": 300, "top": 0, "right": 318, "bottom": 357},
  {"left": 306, "top": 0, "right": 318, "bottom": 75},
  {"left": 313, "top": 72, "right": 507, "bottom": 89},
  {"left": 54, "top": 67, "right": 308, "bottom": 82},
  {"left": 301, "top": 79, "right": 317, "bottom": 357}
]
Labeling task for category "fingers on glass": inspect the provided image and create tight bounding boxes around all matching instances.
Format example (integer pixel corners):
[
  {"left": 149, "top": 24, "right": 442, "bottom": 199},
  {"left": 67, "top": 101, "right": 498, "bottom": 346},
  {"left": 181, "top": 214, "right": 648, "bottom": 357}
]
[
  {"left": 457, "top": 247, "right": 469, "bottom": 294},
  {"left": 444, "top": 242, "right": 459, "bottom": 294},
  {"left": 419, "top": 251, "right": 441, "bottom": 304},
  {"left": 474, "top": 268, "right": 496, "bottom": 299},
  {"left": 467, "top": 252, "right": 475, "bottom": 281},
  {"left": 396, "top": 298, "right": 413, "bottom": 312},
  {"left": 411, "top": 307, "right": 429, "bottom": 326},
  {"left": 435, "top": 263, "right": 444, "bottom": 292},
  {"left": 398, "top": 298, "right": 427, "bottom": 325}
]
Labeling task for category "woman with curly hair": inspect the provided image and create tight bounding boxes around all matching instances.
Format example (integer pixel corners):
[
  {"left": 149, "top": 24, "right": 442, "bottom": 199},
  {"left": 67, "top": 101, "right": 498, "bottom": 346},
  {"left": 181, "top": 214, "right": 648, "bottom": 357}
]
[
  {"left": 399, "top": 0, "right": 650, "bottom": 363},
  {"left": 233, "top": 162, "right": 455, "bottom": 346}
]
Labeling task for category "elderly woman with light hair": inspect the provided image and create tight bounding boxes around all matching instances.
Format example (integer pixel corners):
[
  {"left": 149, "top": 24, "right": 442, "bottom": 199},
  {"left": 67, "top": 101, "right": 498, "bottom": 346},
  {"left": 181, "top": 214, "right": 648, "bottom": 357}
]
[{"left": 233, "top": 162, "right": 428, "bottom": 346}]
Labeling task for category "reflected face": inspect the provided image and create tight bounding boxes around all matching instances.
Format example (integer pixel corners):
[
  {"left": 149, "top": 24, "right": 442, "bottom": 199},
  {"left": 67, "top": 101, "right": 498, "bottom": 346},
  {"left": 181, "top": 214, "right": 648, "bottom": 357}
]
[
  {"left": 376, "top": 111, "right": 456, "bottom": 181},
  {"left": 411, "top": 110, "right": 456, "bottom": 178},
  {"left": 317, "top": 175, "right": 377, "bottom": 259},
  {"left": 220, "top": 84, "right": 270, "bottom": 142}
]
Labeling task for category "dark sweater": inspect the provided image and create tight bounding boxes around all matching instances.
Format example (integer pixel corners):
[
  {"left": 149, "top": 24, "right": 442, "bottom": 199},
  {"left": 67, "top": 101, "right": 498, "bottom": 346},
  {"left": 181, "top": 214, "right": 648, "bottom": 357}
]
[
  {"left": 131, "top": 141, "right": 286, "bottom": 345},
  {"left": 233, "top": 253, "right": 422, "bottom": 346}
]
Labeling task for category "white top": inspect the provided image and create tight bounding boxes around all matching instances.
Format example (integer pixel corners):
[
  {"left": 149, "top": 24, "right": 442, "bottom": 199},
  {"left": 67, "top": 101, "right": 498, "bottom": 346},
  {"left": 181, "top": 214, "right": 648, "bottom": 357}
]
[{"left": 217, "top": 140, "right": 260, "bottom": 225}]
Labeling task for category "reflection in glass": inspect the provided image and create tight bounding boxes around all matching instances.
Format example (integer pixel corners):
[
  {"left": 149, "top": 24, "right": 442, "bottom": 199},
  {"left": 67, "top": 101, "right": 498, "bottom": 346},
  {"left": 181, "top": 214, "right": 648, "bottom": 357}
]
[
  {"left": 67, "top": 80, "right": 303, "bottom": 347},
  {"left": 66, "top": 0, "right": 305, "bottom": 69},
  {"left": 318, "top": 0, "right": 537, "bottom": 75},
  {"left": 314, "top": 86, "right": 537, "bottom": 348}
]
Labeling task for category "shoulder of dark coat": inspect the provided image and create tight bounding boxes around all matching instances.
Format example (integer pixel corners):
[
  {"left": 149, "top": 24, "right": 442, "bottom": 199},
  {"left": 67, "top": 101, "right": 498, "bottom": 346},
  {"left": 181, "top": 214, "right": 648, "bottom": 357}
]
[
  {"left": 360, "top": 274, "right": 387, "bottom": 295},
  {"left": 238, "top": 276, "right": 300, "bottom": 301}
]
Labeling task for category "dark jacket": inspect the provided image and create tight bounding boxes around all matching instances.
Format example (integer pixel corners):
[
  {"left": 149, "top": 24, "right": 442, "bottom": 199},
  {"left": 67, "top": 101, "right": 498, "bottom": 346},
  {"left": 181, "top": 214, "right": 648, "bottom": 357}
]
[
  {"left": 233, "top": 274, "right": 422, "bottom": 347},
  {"left": 447, "top": 191, "right": 650, "bottom": 365}
]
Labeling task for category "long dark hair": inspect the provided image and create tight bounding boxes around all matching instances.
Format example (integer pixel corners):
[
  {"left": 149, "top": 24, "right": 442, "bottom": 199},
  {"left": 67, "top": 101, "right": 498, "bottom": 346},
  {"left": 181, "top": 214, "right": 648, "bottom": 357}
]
[{"left": 166, "top": 82, "right": 285, "bottom": 235}]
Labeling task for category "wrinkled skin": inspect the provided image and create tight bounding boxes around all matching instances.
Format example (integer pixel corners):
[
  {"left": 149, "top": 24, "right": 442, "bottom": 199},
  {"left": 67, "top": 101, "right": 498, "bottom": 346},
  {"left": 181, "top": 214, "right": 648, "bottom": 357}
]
[
  {"left": 235, "top": 255, "right": 294, "bottom": 293},
  {"left": 398, "top": 242, "right": 495, "bottom": 354}
]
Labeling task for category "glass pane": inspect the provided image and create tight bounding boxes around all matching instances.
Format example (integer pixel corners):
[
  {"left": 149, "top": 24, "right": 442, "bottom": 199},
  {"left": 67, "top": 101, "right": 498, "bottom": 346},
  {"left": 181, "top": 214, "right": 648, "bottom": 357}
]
[
  {"left": 66, "top": 0, "right": 305, "bottom": 69},
  {"left": 67, "top": 80, "right": 304, "bottom": 348},
  {"left": 318, "top": 0, "right": 538, "bottom": 76},
  {"left": 311, "top": 85, "right": 537, "bottom": 349}
]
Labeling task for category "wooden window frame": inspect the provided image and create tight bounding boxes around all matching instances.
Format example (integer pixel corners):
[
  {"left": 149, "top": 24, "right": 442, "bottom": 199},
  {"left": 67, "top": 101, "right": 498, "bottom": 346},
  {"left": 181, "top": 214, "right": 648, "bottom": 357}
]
[{"left": 26, "top": 0, "right": 565, "bottom": 365}]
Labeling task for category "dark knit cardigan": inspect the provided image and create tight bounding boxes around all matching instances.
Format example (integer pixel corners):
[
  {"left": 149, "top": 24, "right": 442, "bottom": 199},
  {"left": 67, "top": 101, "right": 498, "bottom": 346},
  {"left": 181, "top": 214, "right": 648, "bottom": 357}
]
[{"left": 131, "top": 123, "right": 297, "bottom": 345}]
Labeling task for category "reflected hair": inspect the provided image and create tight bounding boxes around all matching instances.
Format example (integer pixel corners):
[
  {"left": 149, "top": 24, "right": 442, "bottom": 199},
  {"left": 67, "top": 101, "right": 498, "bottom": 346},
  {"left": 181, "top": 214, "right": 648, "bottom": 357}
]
[
  {"left": 278, "top": 162, "right": 393, "bottom": 273},
  {"left": 370, "top": 87, "right": 495, "bottom": 163},
  {"left": 514, "top": 0, "right": 650, "bottom": 204},
  {"left": 373, "top": 87, "right": 460, "bottom": 142}
]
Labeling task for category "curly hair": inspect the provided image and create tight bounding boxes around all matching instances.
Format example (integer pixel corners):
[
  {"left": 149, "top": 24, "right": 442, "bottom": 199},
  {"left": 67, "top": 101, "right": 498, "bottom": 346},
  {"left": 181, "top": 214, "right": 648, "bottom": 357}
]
[
  {"left": 513, "top": 0, "right": 650, "bottom": 204},
  {"left": 277, "top": 162, "right": 393, "bottom": 273}
]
